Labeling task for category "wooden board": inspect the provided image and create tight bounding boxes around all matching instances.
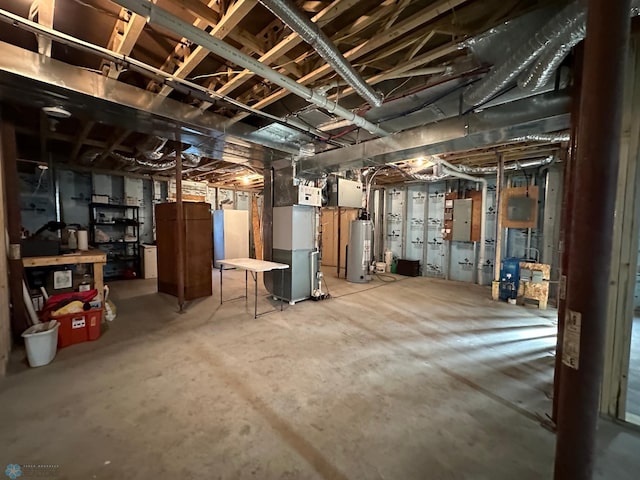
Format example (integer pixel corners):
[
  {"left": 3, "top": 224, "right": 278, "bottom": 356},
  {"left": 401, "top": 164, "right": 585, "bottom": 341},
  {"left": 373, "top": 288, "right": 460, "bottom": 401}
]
[
  {"left": 518, "top": 261, "right": 550, "bottom": 310},
  {"left": 339, "top": 208, "right": 358, "bottom": 272},
  {"left": 320, "top": 207, "right": 358, "bottom": 272},
  {"left": 251, "top": 195, "right": 263, "bottom": 260},
  {"left": 501, "top": 185, "right": 539, "bottom": 229},
  {"left": 469, "top": 189, "right": 483, "bottom": 242},
  {"left": 443, "top": 192, "right": 458, "bottom": 241},
  {"left": 22, "top": 251, "right": 107, "bottom": 267},
  {"left": 320, "top": 208, "right": 338, "bottom": 267}
]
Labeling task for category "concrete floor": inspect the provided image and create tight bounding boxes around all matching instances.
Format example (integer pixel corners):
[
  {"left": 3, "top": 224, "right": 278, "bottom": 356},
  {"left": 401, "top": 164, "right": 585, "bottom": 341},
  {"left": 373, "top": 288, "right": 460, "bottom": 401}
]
[{"left": 1, "top": 271, "right": 639, "bottom": 479}]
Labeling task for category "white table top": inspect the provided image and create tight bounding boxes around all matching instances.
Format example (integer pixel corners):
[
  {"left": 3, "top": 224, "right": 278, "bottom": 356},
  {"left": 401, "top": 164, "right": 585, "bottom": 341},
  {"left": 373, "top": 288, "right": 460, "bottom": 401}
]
[{"left": 218, "top": 258, "right": 289, "bottom": 272}]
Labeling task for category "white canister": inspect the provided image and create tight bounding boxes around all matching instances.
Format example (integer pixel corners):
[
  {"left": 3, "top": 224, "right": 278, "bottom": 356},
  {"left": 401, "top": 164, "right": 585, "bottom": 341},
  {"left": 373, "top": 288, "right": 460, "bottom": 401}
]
[{"left": 77, "top": 230, "right": 89, "bottom": 251}]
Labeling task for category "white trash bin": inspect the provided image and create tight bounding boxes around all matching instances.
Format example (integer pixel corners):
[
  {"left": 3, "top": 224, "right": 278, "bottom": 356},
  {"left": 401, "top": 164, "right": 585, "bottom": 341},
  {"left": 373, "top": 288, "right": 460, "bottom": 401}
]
[{"left": 22, "top": 320, "right": 60, "bottom": 367}]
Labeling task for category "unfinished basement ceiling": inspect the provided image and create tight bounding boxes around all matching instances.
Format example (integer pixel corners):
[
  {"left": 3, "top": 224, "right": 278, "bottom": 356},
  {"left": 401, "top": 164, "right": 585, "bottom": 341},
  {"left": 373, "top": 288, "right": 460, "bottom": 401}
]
[{"left": 0, "top": 0, "right": 578, "bottom": 189}]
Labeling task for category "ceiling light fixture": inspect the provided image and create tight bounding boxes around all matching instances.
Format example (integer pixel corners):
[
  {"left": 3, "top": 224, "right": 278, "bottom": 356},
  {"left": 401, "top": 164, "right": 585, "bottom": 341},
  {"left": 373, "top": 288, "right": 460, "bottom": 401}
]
[{"left": 42, "top": 106, "right": 71, "bottom": 119}]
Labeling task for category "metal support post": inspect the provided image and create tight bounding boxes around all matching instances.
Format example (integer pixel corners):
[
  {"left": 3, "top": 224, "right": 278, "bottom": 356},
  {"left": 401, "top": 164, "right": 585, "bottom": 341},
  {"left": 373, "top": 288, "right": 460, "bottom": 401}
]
[
  {"left": 554, "top": 1, "right": 631, "bottom": 478},
  {"left": 175, "top": 142, "right": 185, "bottom": 312}
]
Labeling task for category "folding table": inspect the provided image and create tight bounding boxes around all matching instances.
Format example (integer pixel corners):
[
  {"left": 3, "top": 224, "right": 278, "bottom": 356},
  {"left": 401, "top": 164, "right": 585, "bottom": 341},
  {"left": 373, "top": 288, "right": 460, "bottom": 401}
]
[{"left": 218, "top": 258, "right": 289, "bottom": 318}]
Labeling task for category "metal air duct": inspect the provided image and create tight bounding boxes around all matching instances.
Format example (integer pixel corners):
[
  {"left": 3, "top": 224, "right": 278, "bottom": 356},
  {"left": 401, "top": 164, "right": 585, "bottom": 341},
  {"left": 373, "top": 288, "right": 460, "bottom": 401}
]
[
  {"left": 0, "top": 9, "right": 327, "bottom": 149},
  {"left": 113, "top": 0, "right": 389, "bottom": 136},
  {"left": 258, "top": 0, "right": 383, "bottom": 107},
  {"left": 464, "top": 0, "right": 585, "bottom": 106}
]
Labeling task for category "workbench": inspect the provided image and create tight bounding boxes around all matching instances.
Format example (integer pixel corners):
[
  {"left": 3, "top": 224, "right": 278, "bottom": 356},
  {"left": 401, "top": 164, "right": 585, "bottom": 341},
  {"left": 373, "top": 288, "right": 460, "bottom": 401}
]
[
  {"left": 218, "top": 258, "right": 289, "bottom": 319},
  {"left": 22, "top": 250, "right": 107, "bottom": 301}
]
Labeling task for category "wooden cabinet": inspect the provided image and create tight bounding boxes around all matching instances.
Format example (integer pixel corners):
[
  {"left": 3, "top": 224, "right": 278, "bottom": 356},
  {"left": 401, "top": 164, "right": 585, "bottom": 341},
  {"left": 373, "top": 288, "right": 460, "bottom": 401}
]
[{"left": 155, "top": 202, "right": 212, "bottom": 300}]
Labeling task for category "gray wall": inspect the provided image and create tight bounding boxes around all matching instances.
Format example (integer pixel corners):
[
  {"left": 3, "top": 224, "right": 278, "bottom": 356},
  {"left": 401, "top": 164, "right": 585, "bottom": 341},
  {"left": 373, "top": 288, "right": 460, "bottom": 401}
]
[{"left": 379, "top": 170, "right": 558, "bottom": 287}]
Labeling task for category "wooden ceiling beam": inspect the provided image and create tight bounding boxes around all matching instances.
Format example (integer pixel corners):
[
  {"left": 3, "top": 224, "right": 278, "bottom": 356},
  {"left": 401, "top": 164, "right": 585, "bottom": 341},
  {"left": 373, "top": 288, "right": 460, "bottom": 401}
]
[
  {"left": 227, "top": 0, "right": 473, "bottom": 124},
  {"left": 404, "top": 31, "right": 436, "bottom": 62},
  {"left": 206, "top": 0, "right": 362, "bottom": 101},
  {"left": 331, "top": 0, "right": 396, "bottom": 46},
  {"left": 30, "top": 0, "right": 55, "bottom": 57},
  {"left": 154, "top": 0, "right": 258, "bottom": 98},
  {"left": 325, "top": 41, "right": 459, "bottom": 102},
  {"left": 97, "top": 129, "right": 133, "bottom": 163},
  {"left": 383, "top": 0, "right": 412, "bottom": 30},
  {"left": 70, "top": 121, "right": 95, "bottom": 161},
  {"left": 103, "top": 6, "right": 151, "bottom": 79},
  {"left": 15, "top": 125, "right": 135, "bottom": 155}
]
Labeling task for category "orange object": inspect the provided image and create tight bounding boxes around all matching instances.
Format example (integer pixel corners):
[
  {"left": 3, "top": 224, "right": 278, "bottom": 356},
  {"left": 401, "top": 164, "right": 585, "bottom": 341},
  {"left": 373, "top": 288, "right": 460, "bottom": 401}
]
[{"left": 56, "top": 309, "right": 103, "bottom": 348}]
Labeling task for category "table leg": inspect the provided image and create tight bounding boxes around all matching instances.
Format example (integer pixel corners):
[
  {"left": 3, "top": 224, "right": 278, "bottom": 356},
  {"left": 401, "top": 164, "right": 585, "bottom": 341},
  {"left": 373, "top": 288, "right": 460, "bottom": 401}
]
[
  {"left": 94, "top": 262, "right": 104, "bottom": 302},
  {"left": 219, "top": 264, "right": 223, "bottom": 305},
  {"left": 280, "top": 269, "right": 284, "bottom": 311},
  {"left": 245, "top": 270, "right": 248, "bottom": 299},
  {"left": 254, "top": 271, "right": 258, "bottom": 319}
]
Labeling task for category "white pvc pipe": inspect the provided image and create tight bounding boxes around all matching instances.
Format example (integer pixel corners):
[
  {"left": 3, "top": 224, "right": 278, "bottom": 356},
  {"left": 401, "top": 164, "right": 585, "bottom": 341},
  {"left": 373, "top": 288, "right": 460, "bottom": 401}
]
[
  {"left": 23, "top": 281, "right": 40, "bottom": 325},
  {"left": 310, "top": 250, "right": 319, "bottom": 297}
]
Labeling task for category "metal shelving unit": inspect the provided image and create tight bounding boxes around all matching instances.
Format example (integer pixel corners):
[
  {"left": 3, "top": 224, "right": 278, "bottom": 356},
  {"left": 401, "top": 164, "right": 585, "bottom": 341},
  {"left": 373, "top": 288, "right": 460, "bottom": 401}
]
[{"left": 89, "top": 203, "right": 140, "bottom": 280}]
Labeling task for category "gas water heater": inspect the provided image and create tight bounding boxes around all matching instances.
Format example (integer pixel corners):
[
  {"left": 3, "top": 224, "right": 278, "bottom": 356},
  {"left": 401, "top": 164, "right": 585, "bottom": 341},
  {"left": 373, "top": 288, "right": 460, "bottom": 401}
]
[{"left": 347, "top": 219, "right": 373, "bottom": 284}]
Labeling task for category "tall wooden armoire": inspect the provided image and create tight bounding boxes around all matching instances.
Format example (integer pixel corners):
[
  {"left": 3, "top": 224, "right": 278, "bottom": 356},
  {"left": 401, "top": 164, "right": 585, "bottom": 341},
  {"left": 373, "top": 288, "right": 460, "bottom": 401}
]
[{"left": 155, "top": 202, "right": 212, "bottom": 300}]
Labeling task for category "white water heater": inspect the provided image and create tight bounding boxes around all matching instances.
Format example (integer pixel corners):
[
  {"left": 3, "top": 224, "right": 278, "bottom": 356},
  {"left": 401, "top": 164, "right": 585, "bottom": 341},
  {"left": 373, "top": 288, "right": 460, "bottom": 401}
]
[{"left": 347, "top": 219, "right": 373, "bottom": 284}]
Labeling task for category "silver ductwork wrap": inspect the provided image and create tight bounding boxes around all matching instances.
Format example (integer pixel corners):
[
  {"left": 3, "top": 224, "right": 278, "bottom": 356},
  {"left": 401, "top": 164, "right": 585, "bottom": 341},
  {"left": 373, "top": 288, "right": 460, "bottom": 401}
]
[
  {"left": 520, "top": 0, "right": 640, "bottom": 91},
  {"left": 465, "top": 0, "right": 586, "bottom": 106},
  {"left": 111, "top": 151, "right": 202, "bottom": 171},
  {"left": 136, "top": 136, "right": 169, "bottom": 160},
  {"left": 508, "top": 132, "right": 570, "bottom": 143},
  {"left": 450, "top": 155, "right": 555, "bottom": 174},
  {"left": 258, "top": 0, "right": 383, "bottom": 108}
]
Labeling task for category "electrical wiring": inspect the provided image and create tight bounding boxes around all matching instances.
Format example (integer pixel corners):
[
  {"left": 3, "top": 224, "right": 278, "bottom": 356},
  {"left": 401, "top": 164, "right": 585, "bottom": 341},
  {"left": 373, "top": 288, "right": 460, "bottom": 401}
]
[
  {"left": 374, "top": 273, "right": 397, "bottom": 283},
  {"left": 32, "top": 168, "right": 47, "bottom": 195}
]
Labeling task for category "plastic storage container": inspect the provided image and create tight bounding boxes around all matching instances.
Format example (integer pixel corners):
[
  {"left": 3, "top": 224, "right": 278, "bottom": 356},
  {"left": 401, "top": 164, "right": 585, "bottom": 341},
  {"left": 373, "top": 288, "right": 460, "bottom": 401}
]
[
  {"left": 55, "top": 309, "right": 103, "bottom": 348},
  {"left": 22, "top": 321, "right": 60, "bottom": 367}
]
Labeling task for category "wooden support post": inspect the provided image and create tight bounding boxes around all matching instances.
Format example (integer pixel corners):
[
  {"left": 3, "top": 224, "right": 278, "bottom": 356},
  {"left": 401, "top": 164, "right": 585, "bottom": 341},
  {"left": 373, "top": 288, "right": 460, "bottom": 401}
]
[
  {"left": 0, "top": 113, "right": 10, "bottom": 375},
  {"left": 0, "top": 109, "right": 29, "bottom": 338},
  {"left": 251, "top": 194, "right": 263, "bottom": 260},
  {"left": 491, "top": 153, "right": 504, "bottom": 300},
  {"left": 175, "top": 143, "right": 185, "bottom": 312}
]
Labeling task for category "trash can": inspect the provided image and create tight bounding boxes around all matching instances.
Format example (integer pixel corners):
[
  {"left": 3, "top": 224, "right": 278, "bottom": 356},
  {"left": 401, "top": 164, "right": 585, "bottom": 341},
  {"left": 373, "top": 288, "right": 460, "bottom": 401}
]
[{"left": 22, "top": 321, "right": 60, "bottom": 368}]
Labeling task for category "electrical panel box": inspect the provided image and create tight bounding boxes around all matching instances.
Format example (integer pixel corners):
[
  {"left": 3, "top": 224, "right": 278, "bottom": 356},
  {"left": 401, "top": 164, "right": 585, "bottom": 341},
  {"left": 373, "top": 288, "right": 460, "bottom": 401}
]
[
  {"left": 452, "top": 198, "right": 472, "bottom": 242},
  {"left": 297, "top": 185, "right": 322, "bottom": 206},
  {"left": 327, "top": 177, "right": 363, "bottom": 208}
]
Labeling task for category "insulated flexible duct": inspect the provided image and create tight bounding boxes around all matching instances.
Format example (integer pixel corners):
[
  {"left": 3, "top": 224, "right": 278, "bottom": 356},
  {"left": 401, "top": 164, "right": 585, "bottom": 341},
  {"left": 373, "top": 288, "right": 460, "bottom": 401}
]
[
  {"left": 259, "top": 0, "right": 383, "bottom": 107},
  {"left": 136, "top": 136, "right": 168, "bottom": 161},
  {"left": 508, "top": 132, "right": 570, "bottom": 143},
  {"left": 465, "top": 0, "right": 585, "bottom": 106},
  {"left": 519, "top": 0, "right": 640, "bottom": 91}
]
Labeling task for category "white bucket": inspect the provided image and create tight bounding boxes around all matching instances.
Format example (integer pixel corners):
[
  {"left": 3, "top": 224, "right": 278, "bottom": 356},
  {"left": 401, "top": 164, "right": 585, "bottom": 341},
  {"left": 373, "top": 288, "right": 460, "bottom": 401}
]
[
  {"left": 22, "top": 321, "right": 59, "bottom": 368},
  {"left": 383, "top": 250, "right": 393, "bottom": 273},
  {"left": 375, "top": 262, "right": 386, "bottom": 273}
]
